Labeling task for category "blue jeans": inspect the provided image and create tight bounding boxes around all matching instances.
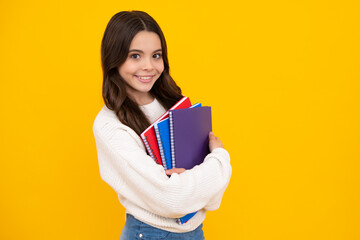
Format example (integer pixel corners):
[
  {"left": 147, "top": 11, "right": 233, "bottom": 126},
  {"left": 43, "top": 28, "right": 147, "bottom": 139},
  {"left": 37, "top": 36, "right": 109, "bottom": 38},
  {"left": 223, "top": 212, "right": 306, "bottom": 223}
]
[{"left": 120, "top": 214, "right": 205, "bottom": 240}]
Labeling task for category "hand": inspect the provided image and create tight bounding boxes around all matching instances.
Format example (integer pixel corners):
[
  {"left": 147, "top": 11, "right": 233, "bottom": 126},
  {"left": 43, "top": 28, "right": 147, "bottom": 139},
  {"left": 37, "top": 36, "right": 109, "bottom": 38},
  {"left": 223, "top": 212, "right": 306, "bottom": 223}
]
[
  {"left": 165, "top": 168, "right": 186, "bottom": 176},
  {"left": 209, "top": 132, "right": 224, "bottom": 152}
]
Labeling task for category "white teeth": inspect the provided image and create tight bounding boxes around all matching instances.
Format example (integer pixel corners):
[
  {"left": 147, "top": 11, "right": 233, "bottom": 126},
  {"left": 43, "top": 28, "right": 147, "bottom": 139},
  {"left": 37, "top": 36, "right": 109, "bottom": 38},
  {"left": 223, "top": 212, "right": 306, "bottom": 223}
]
[{"left": 138, "top": 76, "right": 152, "bottom": 80}]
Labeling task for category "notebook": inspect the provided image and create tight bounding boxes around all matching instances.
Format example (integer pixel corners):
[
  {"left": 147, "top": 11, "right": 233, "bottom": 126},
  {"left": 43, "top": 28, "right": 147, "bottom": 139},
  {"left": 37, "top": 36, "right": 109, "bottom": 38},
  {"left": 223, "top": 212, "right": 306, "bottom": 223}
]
[
  {"left": 140, "top": 96, "right": 191, "bottom": 165},
  {"left": 189, "top": 102, "right": 202, "bottom": 108},
  {"left": 178, "top": 211, "right": 197, "bottom": 224},
  {"left": 154, "top": 103, "right": 202, "bottom": 170},
  {"left": 169, "top": 106, "right": 212, "bottom": 169},
  {"left": 154, "top": 119, "right": 171, "bottom": 169},
  {"left": 169, "top": 105, "right": 210, "bottom": 225}
]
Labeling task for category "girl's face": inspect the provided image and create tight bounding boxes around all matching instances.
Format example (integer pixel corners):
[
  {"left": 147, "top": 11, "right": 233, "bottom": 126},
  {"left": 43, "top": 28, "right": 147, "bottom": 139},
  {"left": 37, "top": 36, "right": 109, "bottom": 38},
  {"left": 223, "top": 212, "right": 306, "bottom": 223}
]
[{"left": 118, "top": 31, "right": 164, "bottom": 105}]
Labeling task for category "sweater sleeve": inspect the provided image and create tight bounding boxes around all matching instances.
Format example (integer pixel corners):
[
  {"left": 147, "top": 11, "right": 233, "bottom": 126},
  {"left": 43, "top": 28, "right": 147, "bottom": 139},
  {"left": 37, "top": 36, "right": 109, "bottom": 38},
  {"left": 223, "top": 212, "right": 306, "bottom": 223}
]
[{"left": 93, "top": 118, "right": 232, "bottom": 219}]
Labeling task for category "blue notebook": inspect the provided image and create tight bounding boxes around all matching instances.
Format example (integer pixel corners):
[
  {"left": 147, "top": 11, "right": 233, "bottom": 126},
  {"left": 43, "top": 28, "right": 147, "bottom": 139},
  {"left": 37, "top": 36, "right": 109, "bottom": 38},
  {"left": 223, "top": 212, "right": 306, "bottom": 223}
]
[
  {"left": 154, "top": 118, "right": 172, "bottom": 170},
  {"left": 190, "top": 103, "right": 202, "bottom": 108},
  {"left": 178, "top": 211, "right": 197, "bottom": 224}
]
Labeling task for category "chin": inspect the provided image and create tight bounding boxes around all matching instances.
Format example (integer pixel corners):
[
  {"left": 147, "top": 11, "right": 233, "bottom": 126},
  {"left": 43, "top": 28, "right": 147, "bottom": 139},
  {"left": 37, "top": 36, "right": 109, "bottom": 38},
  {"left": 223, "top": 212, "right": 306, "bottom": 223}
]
[{"left": 140, "top": 81, "right": 156, "bottom": 91}]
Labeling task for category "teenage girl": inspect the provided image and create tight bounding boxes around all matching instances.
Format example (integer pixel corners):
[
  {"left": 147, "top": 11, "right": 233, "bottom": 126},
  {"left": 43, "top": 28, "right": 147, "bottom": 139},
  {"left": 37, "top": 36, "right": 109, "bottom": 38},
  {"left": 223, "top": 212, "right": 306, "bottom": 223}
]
[{"left": 93, "top": 10, "right": 232, "bottom": 240}]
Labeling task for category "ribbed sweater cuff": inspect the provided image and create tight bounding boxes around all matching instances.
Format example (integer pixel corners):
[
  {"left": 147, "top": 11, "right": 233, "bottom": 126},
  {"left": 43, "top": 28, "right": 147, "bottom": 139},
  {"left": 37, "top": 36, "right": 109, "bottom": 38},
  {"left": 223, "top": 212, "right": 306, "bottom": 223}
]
[{"left": 210, "top": 148, "right": 230, "bottom": 162}]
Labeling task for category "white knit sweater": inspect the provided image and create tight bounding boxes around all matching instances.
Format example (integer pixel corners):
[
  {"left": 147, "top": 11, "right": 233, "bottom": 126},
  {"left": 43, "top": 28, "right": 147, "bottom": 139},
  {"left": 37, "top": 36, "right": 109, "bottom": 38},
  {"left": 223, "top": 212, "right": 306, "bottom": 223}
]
[{"left": 93, "top": 99, "right": 232, "bottom": 233}]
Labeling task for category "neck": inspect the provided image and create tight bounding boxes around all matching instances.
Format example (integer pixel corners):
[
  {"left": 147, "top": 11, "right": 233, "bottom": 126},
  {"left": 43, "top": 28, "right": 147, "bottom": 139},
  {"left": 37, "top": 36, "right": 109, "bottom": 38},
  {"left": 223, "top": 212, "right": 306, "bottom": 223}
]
[{"left": 128, "top": 92, "right": 155, "bottom": 106}]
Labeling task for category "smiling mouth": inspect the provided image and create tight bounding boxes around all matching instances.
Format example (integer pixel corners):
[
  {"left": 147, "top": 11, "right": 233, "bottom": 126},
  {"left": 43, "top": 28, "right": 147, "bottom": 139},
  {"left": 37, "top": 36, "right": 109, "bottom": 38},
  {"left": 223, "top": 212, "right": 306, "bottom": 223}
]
[{"left": 135, "top": 75, "right": 154, "bottom": 83}]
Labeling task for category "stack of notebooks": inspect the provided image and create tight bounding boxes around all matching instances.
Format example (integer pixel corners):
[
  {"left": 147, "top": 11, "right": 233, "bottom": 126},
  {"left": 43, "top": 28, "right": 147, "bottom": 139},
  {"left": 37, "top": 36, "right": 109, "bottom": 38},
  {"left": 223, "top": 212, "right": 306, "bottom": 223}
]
[{"left": 140, "top": 96, "right": 212, "bottom": 224}]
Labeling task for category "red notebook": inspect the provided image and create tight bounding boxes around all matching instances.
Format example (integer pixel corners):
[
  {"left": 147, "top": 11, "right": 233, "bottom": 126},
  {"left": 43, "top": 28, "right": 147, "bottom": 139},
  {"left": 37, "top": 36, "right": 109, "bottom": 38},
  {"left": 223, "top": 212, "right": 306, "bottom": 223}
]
[{"left": 140, "top": 96, "right": 192, "bottom": 165}]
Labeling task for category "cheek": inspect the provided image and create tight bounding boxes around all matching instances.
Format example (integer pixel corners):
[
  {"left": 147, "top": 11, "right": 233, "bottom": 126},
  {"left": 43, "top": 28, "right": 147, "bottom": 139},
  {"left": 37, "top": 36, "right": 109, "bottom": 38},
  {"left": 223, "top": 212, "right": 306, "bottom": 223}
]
[
  {"left": 118, "top": 62, "right": 136, "bottom": 77},
  {"left": 156, "top": 61, "right": 165, "bottom": 73}
]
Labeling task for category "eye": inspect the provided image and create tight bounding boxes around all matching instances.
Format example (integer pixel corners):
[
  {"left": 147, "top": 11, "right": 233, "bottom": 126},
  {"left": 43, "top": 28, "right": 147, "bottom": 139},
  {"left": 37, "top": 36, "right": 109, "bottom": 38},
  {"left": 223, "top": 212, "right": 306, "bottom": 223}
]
[
  {"left": 153, "top": 53, "right": 162, "bottom": 59},
  {"left": 130, "top": 54, "right": 140, "bottom": 59}
]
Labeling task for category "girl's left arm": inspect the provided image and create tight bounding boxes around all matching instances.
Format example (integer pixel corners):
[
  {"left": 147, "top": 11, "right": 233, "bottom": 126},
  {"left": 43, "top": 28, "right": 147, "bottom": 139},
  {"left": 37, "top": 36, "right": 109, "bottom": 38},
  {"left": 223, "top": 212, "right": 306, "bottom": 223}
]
[{"left": 93, "top": 117, "right": 232, "bottom": 218}]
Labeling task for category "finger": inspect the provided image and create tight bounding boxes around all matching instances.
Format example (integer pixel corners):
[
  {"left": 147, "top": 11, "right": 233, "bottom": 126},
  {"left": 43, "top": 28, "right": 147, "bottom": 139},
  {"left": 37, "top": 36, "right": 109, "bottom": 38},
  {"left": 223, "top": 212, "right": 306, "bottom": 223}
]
[
  {"left": 171, "top": 168, "right": 186, "bottom": 174},
  {"left": 165, "top": 168, "right": 186, "bottom": 175},
  {"left": 165, "top": 169, "right": 173, "bottom": 175}
]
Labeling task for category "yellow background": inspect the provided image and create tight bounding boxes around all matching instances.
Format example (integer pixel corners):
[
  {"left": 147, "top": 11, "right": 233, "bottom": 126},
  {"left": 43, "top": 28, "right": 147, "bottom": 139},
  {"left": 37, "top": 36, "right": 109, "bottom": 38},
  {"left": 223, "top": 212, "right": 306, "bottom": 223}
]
[{"left": 1, "top": 0, "right": 359, "bottom": 239}]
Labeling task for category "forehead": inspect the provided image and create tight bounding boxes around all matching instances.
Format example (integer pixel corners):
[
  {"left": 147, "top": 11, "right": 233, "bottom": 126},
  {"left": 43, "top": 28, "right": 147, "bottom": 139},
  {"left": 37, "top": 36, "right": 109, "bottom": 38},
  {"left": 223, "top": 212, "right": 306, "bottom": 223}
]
[{"left": 129, "top": 31, "right": 162, "bottom": 51}]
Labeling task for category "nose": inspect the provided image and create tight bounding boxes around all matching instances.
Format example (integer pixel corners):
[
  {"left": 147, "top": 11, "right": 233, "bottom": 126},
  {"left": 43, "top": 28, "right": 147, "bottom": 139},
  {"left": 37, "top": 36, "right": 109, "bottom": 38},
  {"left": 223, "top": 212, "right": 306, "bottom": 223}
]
[{"left": 142, "top": 57, "right": 154, "bottom": 71}]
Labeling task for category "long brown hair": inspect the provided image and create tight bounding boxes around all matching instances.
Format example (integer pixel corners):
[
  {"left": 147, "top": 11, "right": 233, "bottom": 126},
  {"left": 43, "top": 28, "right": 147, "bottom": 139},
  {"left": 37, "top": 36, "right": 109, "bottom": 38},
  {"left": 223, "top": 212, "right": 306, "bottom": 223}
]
[{"left": 101, "top": 11, "right": 183, "bottom": 135}]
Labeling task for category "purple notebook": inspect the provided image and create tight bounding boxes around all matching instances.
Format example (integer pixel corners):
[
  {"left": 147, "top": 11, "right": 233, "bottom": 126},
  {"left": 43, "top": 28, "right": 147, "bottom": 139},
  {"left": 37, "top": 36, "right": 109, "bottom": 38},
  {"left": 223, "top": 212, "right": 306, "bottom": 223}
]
[{"left": 169, "top": 107, "right": 212, "bottom": 169}]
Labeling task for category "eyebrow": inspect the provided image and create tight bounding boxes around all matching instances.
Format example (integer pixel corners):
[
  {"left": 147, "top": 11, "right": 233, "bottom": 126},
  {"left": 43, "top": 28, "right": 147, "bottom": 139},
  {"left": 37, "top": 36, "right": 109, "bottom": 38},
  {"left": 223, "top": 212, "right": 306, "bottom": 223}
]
[{"left": 128, "top": 49, "right": 162, "bottom": 53}]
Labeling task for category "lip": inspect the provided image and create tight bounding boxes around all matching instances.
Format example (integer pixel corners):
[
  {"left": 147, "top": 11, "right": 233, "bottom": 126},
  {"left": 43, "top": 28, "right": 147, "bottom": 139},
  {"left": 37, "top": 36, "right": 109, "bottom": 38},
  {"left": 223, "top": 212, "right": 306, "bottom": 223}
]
[{"left": 135, "top": 75, "right": 155, "bottom": 83}]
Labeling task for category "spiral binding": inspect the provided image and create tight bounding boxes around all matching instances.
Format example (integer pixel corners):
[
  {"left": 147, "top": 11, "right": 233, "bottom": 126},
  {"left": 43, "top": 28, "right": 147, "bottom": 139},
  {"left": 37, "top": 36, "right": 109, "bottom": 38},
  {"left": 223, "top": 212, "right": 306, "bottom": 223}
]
[
  {"left": 154, "top": 124, "right": 167, "bottom": 170},
  {"left": 169, "top": 111, "right": 176, "bottom": 168},
  {"left": 143, "top": 135, "right": 161, "bottom": 165}
]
